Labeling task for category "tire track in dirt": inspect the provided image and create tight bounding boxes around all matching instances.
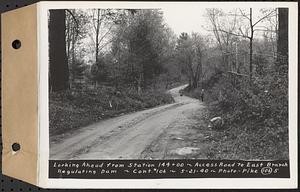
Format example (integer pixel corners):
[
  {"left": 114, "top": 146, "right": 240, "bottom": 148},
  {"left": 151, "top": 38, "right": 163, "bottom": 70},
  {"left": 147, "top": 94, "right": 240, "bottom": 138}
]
[
  {"left": 50, "top": 84, "right": 204, "bottom": 160},
  {"left": 68, "top": 102, "right": 185, "bottom": 159}
]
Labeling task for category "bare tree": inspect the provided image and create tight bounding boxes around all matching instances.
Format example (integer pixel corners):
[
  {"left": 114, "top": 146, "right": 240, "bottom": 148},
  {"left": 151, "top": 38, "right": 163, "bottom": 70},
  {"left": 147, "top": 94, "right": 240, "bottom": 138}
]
[
  {"left": 65, "top": 9, "right": 89, "bottom": 88},
  {"left": 177, "top": 33, "right": 208, "bottom": 89},
  {"left": 206, "top": 8, "right": 239, "bottom": 72},
  {"left": 88, "top": 9, "right": 118, "bottom": 63},
  {"left": 87, "top": 9, "right": 121, "bottom": 87},
  {"left": 209, "top": 8, "right": 277, "bottom": 81}
]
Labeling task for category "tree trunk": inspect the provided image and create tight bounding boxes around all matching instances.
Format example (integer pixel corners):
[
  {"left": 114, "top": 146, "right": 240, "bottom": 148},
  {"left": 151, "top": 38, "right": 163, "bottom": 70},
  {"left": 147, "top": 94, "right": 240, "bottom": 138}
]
[
  {"left": 249, "top": 37, "right": 253, "bottom": 81},
  {"left": 49, "top": 10, "right": 69, "bottom": 92},
  {"left": 95, "top": 9, "right": 101, "bottom": 64},
  {"left": 235, "top": 43, "right": 239, "bottom": 72},
  {"left": 277, "top": 8, "right": 288, "bottom": 61},
  {"left": 223, "top": 54, "right": 228, "bottom": 72},
  {"left": 137, "top": 73, "right": 143, "bottom": 94},
  {"left": 192, "top": 76, "right": 198, "bottom": 89},
  {"left": 249, "top": 8, "right": 253, "bottom": 82}
]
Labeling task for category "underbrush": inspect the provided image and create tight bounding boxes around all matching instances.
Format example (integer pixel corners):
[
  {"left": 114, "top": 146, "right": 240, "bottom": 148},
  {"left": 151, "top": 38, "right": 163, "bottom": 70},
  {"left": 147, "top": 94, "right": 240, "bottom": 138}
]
[
  {"left": 205, "top": 124, "right": 289, "bottom": 160},
  {"left": 185, "top": 64, "right": 289, "bottom": 160},
  {"left": 49, "top": 86, "right": 174, "bottom": 139}
]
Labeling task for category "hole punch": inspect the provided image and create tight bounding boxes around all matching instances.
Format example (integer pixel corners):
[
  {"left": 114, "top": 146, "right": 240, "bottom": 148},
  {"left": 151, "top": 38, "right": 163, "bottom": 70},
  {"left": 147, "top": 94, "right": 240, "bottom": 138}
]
[
  {"left": 12, "top": 40, "right": 21, "bottom": 49},
  {"left": 12, "top": 143, "right": 21, "bottom": 152}
]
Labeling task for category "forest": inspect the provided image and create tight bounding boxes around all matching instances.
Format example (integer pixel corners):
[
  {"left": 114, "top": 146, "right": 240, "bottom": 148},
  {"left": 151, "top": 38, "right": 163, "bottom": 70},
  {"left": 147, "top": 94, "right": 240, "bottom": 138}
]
[{"left": 49, "top": 8, "right": 289, "bottom": 160}]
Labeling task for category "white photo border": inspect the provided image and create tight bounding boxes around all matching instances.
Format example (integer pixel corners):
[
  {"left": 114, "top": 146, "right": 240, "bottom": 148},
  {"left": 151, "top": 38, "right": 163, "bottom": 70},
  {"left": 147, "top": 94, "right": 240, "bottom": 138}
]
[{"left": 38, "top": 1, "right": 298, "bottom": 189}]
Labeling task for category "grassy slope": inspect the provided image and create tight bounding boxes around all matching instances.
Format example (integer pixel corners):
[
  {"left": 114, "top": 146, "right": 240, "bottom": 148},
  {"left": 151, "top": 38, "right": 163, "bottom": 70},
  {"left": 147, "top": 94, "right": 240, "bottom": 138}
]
[
  {"left": 49, "top": 86, "right": 174, "bottom": 142},
  {"left": 182, "top": 75, "right": 289, "bottom": 160}
]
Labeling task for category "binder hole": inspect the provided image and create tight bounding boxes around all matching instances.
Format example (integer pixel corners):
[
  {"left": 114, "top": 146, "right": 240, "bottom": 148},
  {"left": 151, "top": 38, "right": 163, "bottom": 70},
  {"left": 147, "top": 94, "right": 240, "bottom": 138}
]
[
  {"left": 12, "top": 40, "right": 21, "bottom": 49},
  {"left": 12, "top": 143, "right": 21, "bottom": 152}
]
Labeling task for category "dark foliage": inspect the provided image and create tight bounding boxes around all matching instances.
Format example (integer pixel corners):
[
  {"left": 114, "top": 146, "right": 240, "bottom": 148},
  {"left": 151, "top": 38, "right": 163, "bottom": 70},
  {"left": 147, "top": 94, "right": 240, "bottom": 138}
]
[
  {"left": 184, "top": 58, "right": 289, "bottom": 160},
  {"left": 49, "top": 86, "right": 174, "bottom": 140}
]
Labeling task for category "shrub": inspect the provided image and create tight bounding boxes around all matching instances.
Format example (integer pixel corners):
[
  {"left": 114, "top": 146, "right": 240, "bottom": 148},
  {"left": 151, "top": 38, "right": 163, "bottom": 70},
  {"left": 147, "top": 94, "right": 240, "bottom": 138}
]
[
  {"left": 186, "top": 59, "right": 289, "bottom": 160},
  {"left": 49, "top": 86, "right": 174, "bottom": 140}
]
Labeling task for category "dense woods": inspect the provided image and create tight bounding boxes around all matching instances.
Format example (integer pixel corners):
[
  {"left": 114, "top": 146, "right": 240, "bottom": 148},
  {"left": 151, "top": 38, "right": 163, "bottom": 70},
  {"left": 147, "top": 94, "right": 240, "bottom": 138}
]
[
  {"left": 184, "top": 8, "right": 289, "bottom": 159},
  {"left": 49, "top": 8, "right": 289, "bottom": 159},
  {"left": 49, "top": 9, "right": 181, "bottom": 92}
]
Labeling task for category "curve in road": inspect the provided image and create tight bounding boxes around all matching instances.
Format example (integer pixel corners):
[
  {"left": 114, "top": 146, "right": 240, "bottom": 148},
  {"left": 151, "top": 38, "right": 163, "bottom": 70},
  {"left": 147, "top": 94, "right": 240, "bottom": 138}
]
[{"left": 50, "top": 85, "right": 203, "bottom": 160}]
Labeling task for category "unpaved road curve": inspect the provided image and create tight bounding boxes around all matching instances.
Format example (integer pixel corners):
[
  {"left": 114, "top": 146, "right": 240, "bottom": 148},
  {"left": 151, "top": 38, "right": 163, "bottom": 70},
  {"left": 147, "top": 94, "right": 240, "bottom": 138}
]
[{"left": 50, "top": 85, "right": 203, "bottom": 160}]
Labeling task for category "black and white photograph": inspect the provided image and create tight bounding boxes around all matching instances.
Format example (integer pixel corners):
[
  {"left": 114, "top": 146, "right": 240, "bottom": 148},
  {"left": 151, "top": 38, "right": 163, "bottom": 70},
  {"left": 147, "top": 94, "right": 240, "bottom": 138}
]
[{"left": 48, "top": 5, "right": 289, "bottom": 162}]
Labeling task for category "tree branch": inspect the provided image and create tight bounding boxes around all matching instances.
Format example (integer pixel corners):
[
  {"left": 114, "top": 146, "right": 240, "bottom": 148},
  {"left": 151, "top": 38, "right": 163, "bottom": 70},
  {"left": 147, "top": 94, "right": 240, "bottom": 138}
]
[
  {"left": 253, "top": 10, "right": 277, "bottom": 27},
  {"left": 66, "top": 9, "right": 79, "bottom": 33},
  {"left": 239, "top": 8, "right": 250, "bottom": 21},
  {"left": 227, "top": 71, "right": 249, "bottom": 77},
  {"left": 218, "top": 29, "right": 250, "bottom": 39},
  {"left": 238, "top": 27, "right": 248, "bottom": 39},
  {"left": 253, "top": 29, "right": 277, "bottom": 33},
  {"left": 98, "top": 38, "right": 114, "bottom": 51},
  {"left": 97, "top": 23, "right": 114, "bottom": 45}
]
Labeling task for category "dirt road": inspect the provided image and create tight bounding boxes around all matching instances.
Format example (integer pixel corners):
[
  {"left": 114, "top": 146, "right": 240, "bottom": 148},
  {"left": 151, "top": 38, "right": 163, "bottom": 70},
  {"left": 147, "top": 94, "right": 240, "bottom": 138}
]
[{"left": 50, "top": 85, "right": 207, "bottom": 160}]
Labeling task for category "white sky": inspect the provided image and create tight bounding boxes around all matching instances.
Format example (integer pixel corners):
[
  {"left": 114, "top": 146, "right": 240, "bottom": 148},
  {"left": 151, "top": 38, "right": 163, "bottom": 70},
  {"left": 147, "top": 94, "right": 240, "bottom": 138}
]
[
  {"left": 161, "top": 7, "right": 276, "bottom": 37},
  {"left": 162, "top": 7, "right": 209, "bottom": 35}
]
